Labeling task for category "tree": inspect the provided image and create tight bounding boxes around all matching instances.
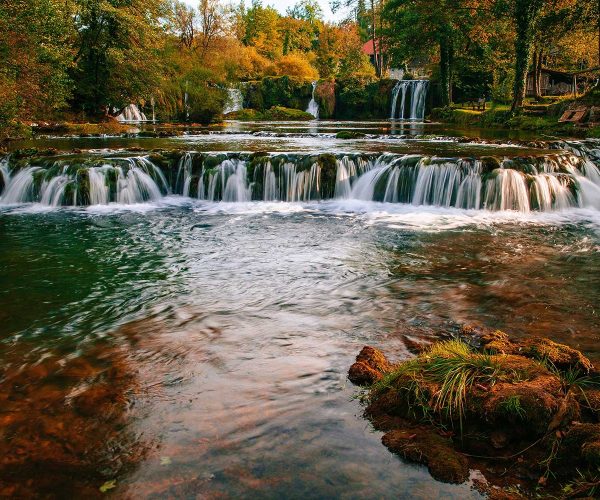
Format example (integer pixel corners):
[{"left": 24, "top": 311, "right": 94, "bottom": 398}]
[
  {"left": 508, "top": 0, "right": 545, "bottom": 111},
  {"left": 287, "top": 0, "right": 323, "bottom": 22},
  {"left": 170, "top": 1, "right": 196, "bottom": 50},
  {"left": 0, "top": 0, "right": 72, "bottom": 133},
  {"left": 71, "top": 0, "right": 168, "bottom": 115},
  {"left": 198, "top": 0, "right": 226, "bottom": 60}
]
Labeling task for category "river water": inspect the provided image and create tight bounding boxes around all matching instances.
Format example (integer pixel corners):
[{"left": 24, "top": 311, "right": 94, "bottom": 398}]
[{"left": 1, "top": 122, "right": 599, "bottom": 498}]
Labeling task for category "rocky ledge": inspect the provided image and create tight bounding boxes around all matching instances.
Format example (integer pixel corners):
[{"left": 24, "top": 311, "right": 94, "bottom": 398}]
[{"left": 349, "top": 327, "right": 600, "bottom": 498}]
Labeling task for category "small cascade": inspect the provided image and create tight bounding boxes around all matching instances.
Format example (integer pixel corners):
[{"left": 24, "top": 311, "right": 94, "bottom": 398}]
[
  {"left": 0, "top": 157, "right": 10, "bottom": 191},
  {"left": 391, "top": 80, "right": 429, "bottom": 121},
  {"left": 1, "top": 147, "right": 599, "bottom": 211},
  {"left": 1, "top": 167, "right": 42, "bottom": 204},
  {"left": 484, "top": 169, "right": 531, "bottom": 212},
  {"left": 39, "top": 169, "right": 72, "bottom": 207},
  {"left": 223, "top": 88, "right": 244, "bottom": 115},
  {"left": 0, "top": 157, "right": 167, "bottom": 206},
  {"left": 199, "top": 159, "right": 252, "bottom": 202},
  {"left": 177, "top": 153, "right": 194, "bottom": 197},
  {"left": 89, "top": 166, "right": 111, "bottom": 205},
  {"left": 306, "top": 82, "right": 319, "bottom": 119},
  {"left": 116, "top": 104, "right": 148, "bottom": 122}
]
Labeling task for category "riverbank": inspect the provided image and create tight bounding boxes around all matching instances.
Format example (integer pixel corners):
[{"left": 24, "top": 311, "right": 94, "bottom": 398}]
[{"left": 431, "top": 92, "right": 600, "bottom": 139}]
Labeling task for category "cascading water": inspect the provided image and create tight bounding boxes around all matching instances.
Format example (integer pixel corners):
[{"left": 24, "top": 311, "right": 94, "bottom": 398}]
[
  {"left": 306, "top": 82, "right": 319, "bottom": 119},
  {"left": 0, "top": 157, "right": 167, "bottom": 206},
  {"left": 116, "top": 104, "right": 148, "bottom": 122},
  {"left": 2, "top": 146, "right": 600, "bottom": 212},
  {"left": 223, "top": 88, "right": 244, "bottom": 115},
  {"left": 391, "top": 80, "right": 429, "bottom": 121}
]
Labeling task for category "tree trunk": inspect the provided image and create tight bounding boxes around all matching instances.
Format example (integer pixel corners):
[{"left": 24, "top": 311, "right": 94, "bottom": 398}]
[
  {"left": 377, "top": 0, "right": 385, "bottom": 76},
  {"left": 370, "top": 0, "right": 380, "bottom": 77},
  {"left": 535, "top": 50, "right": 543, "bottom": 98},
  {"left": 511, "top": 0, "right": 544, "bottom": 113},
  {"left": 439, "top": 37, "right": 452, "bottom": 107},
  {"left": 532, "top": 49, "right": 543, "bottom": 100}
]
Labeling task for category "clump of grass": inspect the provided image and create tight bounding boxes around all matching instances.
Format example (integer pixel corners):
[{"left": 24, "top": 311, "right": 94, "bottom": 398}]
[
  {"left": 426, "top": 347, "right": 501, "bottom": 431},
  {"left": 499, "top": 395, "right": 527, "bottom": 420},
  {"left": 368, "top": 339, "right": 511, "bottom": 433}
]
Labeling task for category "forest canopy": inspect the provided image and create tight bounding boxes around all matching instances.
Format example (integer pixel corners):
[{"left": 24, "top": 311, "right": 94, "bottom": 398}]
[{"left": 0, "top": 0, "right": 598, "bottom": 129}]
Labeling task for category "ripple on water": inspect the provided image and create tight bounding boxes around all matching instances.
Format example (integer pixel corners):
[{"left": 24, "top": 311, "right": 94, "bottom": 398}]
[{"left": 0, "top": 197, "right": 598, "bottom": 497}]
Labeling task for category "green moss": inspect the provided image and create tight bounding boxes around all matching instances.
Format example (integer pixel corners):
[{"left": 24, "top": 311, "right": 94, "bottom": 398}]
[
  {"left": 317, "top": 153, "right": 337, "bottom": 198},
  {"left": 227, "top": 107, "right": 314, "bottom": 121},
  {"left": 336, "top": 131, "right": 366, "bottom": 139}
]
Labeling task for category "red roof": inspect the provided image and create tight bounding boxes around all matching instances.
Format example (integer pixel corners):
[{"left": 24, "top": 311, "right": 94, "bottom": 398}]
[{"left": 362, "top": 39, "right": 381, "bottom": 56}]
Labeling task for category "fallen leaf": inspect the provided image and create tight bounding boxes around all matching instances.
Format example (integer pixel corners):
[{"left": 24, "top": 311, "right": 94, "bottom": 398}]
[{"left": 99, "top": 480, "right": 117, "bottom": 493}]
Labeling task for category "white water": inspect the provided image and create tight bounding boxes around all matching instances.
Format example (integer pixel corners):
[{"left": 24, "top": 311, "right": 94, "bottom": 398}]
[
  {"left": 117, "top": 104, "right": 148, "bottom": 122},
  {"left": 306, "top": 82, "right": 319, "bottom": 120},
  {"left": 2, "top": 147, "right": 600, "bottom": 212},
  {"left": 1, "top": 167, "right": 41, "bottom": 204},
  {"left": 223, "top": 88, "right": 244, "bottom": 115},
  {"left": 391, "top": 80, "right": 429, "bottom": 121}
]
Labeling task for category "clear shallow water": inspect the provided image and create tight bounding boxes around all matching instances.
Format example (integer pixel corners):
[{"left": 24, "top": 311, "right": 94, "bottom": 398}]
[{"left": 1, "top": 126, "right": 600, "bottom": 498}]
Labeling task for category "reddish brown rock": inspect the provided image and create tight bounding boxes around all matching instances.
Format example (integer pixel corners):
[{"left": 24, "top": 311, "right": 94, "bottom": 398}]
[
  {"left": 348, "top": 346, "right": 394, "bottom": 386},
  {"left": 382, "top": 428, "right": 470, "bottom": 484}
]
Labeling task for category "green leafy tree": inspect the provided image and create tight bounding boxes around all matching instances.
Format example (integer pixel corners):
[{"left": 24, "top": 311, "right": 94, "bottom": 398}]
[{"left": 71, "top": 0, "right": 169, "bottom": 116}]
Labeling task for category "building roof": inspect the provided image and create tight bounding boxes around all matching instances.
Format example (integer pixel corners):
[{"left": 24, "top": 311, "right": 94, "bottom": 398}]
[{"left": 362, "top": 39, "right": 381, "bottom": 56}]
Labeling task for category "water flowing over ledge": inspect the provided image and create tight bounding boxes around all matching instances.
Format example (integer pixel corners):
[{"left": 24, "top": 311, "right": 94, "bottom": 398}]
[{"left": 1, "top": 142, "right": 599, "bottom": 212}]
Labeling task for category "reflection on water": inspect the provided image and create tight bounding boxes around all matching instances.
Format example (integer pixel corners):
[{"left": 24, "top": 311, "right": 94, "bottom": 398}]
[{"left": 1, "top": 201, "right": 599, "bottom": 497}]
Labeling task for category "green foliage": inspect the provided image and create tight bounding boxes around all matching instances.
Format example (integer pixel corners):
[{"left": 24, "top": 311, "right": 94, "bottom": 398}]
[
  {"left": 245, "top": 76, "right": 313, "bottom": 111},
  {"left": 425, "top": 347, "right": 501, "bottom": 425},
  {"left": 226, "top": 106, "right": 314, "bottom": 121},
  {"left": 368, "top": 340, "right": 524, "bottom": 432},
  {"left": 499, "top": 395, "right": 527, "bottom": 420},
  {"left": 71, "top": 0, "right": 168, "bottom": 115}
]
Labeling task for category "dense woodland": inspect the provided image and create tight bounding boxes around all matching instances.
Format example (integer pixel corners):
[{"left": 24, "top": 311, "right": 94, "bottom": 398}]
[{"left": 0, "top": 0, "right": 598, "bottom": 134}]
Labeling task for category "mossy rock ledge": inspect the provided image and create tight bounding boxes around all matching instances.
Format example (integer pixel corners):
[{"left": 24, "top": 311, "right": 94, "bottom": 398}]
[{"left": 348, "top": 327, "right": 600, "bottom": 497}]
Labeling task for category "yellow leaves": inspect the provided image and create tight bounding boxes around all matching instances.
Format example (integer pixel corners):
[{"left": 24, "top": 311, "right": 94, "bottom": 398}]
[
  {"left": 271, "top": 53, "right": 319, "bottom": 81},
  {"left": 99, "top": 480, "right": 117, "bottom": 493}
]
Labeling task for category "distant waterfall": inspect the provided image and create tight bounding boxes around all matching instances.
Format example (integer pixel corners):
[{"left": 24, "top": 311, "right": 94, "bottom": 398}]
[
  {"left": 2, "top": 146, "right": 600, "bottom": 211},
  {"left": 391, "top": 80, "right": 429, "bottom": 121},
  {"left": 223, "top": 88, "right": 244, "bottom": 115},
  {"left": 116, "top": 104, "right": 148, "bottom": 122},
  {"left": 306, "top": 82, "right": 319, "bottom": 119}
]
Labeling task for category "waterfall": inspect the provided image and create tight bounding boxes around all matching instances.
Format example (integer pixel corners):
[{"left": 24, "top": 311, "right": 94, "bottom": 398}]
[
  {"left": 88, "top": 166, "right": 111, "bottom": 205},
  {"left": 0, "top": 167, "right": 41, "bottom": 204},
  {"left": 116, "top": 104, "right": 148, "bottom": 122},
  {"left": 199, "top": 159, "right": 252, "bottom": 202},
  {"left": 39, "top": 168, "right": 72, "bottom": 207},
  {"left": 177, "top": 153, "right": 193, "bottom": 197},
  {"left": 0, "top": 157, "right": 10, "bottom": 192},
  {"left": 391, "top": 80, "right": 429, "bottom": 121},
  {"left": 306, "top": 82, "right": 319, "bottom": 119},
  {"left": 223, "top": 88, "right": 244, "bottom": 115},
  {"left": 2, "top": 149, "right": 599, "bottom": 211}
]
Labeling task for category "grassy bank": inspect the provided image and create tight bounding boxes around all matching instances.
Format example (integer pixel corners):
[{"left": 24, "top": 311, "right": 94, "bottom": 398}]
[
  {"left": 431, "top": 101, "right": 600, "bottom": 138},
  {"left": 225, "top": 106, "right": 314, "bottom": 121}
]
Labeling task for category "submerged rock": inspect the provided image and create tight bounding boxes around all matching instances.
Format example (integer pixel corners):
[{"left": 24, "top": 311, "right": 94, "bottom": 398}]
[
  {"left": 382, "top": 428, "right": 469, "bottom": 484},
  {"left": 474, "top": 327, "right": 594, "bottom": 373}
]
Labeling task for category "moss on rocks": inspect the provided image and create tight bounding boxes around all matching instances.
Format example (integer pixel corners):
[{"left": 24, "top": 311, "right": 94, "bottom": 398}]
[
  {"left": 348, "top": 346, "right": 395, "bottom": 385},
  {"left": 348, "top": 329, "right": 600, "bottom": 495}
]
